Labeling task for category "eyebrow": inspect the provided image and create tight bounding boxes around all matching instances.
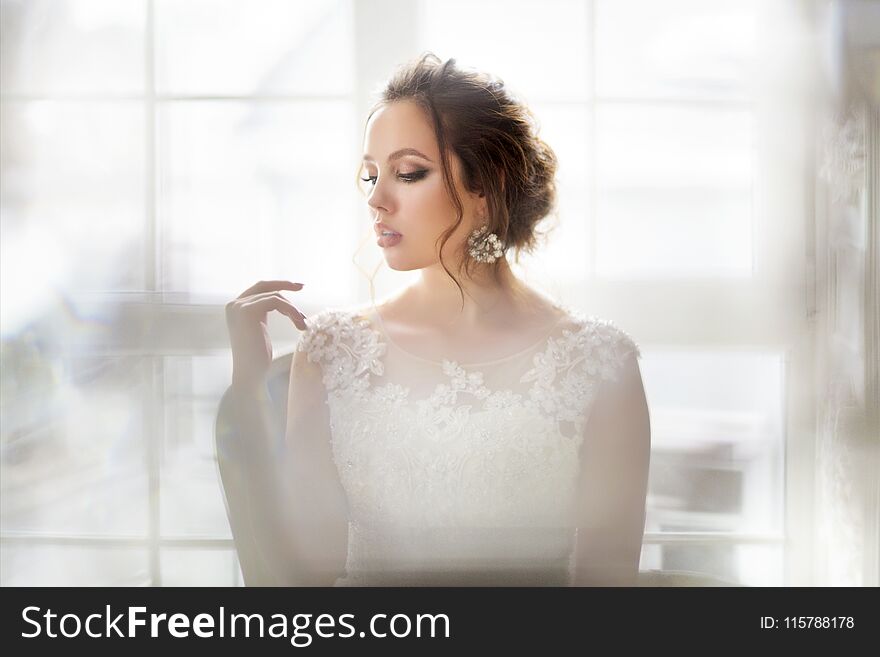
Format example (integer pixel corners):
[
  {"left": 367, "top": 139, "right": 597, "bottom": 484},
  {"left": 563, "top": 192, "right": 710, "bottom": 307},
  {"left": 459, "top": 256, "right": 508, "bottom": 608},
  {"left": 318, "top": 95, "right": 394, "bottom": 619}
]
[{"left": 362, "top": 148, "right": 433, "bottom": 163}]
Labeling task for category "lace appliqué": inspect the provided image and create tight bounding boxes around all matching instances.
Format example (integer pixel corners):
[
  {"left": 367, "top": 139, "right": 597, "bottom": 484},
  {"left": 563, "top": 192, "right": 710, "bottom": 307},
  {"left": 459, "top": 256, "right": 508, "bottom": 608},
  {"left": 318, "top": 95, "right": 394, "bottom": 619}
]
[
  {"left": 521, "top": 317, "right": 641, "bottom": 434},
  {"left": 295, "top": 310, "right": 387, "bottom": 398},
  {"left": 296, "top": 308, "right": 640, "bottom": 439}
]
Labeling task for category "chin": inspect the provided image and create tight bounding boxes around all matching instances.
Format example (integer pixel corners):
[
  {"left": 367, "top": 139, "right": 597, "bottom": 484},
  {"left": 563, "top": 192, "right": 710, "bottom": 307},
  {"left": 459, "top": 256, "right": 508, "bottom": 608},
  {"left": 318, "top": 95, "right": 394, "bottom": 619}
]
[
  {"left": 381, "top": 249, "right": 428, "bottom": 272},
  {"left": 384, "top": 258, "right": 421, "bottom": 272}
]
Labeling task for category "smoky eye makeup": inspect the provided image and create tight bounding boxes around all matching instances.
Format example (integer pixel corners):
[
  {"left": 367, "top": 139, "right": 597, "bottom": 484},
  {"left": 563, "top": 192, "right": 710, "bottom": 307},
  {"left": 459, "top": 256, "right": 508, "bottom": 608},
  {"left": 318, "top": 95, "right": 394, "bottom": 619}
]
[
  {"left": 360, "top": 169, "right": 430, "bottom": 185},
  {"left": 398, "top": 169, "right": 429, "bottom": 182}
]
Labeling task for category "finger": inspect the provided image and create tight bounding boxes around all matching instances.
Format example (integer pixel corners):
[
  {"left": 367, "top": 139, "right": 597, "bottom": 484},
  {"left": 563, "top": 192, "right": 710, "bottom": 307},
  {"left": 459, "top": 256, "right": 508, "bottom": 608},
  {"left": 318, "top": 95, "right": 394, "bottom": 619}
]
[
  {"left": 237, "top": 280, "right": 304, "bottom": 299},
  {"left": 240, "top": 295, "right": 307, "bottom": 329},
  {"left": 228, "top": 290, "right": 300, "bottom": 318},
  {"left": 239, "top": 290, "right": 303, "bottom": 307},
  {"left": 240, "top": 293, "right": 304, "bottom": 317}
]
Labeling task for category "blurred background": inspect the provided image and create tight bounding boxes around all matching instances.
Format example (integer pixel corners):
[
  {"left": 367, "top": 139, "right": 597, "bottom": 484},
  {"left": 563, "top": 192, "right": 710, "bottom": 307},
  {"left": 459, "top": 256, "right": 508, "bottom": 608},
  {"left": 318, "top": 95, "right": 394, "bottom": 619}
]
[{"left": 1, "top": 0, "right": 877, "bottom": 586}]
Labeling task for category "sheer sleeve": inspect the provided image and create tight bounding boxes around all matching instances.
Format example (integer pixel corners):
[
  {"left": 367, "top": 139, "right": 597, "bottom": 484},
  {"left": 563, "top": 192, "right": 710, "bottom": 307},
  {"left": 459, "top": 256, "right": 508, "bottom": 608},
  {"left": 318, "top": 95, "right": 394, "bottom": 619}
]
[
  {"left": 283, "top": 313, "right": 351, "bottom": 585},
  {"left": 595, "top": 321, "right": 642, "bottom": 383},
  {"left": 572, "top": 323, "right": 650, "bottom": 586}
]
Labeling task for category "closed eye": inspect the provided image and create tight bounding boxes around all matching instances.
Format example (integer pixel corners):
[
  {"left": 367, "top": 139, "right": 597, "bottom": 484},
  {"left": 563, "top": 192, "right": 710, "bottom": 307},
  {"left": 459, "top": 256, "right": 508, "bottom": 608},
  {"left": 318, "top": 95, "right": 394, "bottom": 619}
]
[{"left": 360, "top": 170, "right": 429, "bottom": 186}]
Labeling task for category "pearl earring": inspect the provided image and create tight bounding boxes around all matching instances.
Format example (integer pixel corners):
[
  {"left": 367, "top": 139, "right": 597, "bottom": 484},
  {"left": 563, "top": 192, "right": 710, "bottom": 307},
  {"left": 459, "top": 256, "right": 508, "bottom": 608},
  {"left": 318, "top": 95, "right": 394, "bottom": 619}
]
[{"left": 467, "top": 224, "right": 504, "bottom": 263}]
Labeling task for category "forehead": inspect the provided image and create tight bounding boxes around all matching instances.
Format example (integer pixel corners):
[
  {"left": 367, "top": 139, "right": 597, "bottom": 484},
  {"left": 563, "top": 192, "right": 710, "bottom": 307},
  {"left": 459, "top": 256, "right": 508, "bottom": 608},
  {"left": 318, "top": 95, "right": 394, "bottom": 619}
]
[{"left": 362, "top": 101, "right": 439, "bottom": 162}]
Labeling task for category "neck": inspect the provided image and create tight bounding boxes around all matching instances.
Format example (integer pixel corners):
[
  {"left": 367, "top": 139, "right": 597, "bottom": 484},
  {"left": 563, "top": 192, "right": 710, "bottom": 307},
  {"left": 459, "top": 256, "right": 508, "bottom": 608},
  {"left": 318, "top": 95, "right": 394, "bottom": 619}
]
[{"left": 402, "top": 259, "right": 533, "bottom": 329}]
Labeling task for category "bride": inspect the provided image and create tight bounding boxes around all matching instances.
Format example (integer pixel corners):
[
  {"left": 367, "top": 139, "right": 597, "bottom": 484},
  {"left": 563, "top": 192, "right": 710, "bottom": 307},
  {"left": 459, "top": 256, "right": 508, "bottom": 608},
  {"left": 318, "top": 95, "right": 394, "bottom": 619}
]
[{"left": 221, "top": 52, "right": 651, "bottom": 586}]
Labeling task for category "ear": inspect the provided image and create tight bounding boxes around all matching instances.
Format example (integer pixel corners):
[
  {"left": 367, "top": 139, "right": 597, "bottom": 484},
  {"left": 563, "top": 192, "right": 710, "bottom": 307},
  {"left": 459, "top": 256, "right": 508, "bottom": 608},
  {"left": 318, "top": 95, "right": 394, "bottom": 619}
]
[
  {"left": 473, "top": 170, "right": 501, "bottom": 220},
  {"left": 475, "top": 191, "right": 489, "bottom": 222}
]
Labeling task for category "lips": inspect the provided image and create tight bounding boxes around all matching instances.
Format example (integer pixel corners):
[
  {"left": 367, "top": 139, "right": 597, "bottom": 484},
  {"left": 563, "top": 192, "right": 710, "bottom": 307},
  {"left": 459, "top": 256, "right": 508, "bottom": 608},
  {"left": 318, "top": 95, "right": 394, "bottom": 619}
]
[{"left": 374, "top": 222, "right": 402, "bottom": 237}]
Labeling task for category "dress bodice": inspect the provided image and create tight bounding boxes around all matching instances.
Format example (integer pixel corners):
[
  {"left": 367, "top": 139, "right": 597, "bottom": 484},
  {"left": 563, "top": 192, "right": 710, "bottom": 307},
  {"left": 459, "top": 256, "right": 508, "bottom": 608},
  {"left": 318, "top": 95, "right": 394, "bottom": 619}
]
[{"left": 292, "top": 303, "right": 641, "bottom": 585}]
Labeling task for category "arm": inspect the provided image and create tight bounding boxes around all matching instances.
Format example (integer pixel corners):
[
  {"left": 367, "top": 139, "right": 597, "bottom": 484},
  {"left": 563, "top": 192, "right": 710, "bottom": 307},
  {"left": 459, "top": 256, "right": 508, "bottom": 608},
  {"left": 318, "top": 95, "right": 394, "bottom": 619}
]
[
  {"left": 216, "top": 347, "right": 349, "bottom": 586},
  {"left": 282, "top": 347, "right": 350, "bottom": 586},
  {"left": 217, "top": 279, "right": 308, "bottom": 585},
  {"left": 572, "top": 352, "right": 651, "bottom": 586},
  {"left": 216, "top": 379, "right": 298, "bottom": 585}
]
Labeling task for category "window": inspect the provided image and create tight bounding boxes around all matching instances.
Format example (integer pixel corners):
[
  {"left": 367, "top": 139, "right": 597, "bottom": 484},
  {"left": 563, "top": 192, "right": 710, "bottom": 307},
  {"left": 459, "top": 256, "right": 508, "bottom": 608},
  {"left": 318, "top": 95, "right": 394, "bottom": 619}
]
[{"left": 1, "top": 0, "right": 810, "bottom": 585}]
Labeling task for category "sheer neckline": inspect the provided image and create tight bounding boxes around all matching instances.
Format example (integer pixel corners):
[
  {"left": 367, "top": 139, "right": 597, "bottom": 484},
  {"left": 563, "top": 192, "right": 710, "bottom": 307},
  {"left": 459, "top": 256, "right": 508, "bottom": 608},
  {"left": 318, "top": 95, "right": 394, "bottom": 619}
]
[{"left": 361, "top": 302, "right": 573, "bottom": 368}]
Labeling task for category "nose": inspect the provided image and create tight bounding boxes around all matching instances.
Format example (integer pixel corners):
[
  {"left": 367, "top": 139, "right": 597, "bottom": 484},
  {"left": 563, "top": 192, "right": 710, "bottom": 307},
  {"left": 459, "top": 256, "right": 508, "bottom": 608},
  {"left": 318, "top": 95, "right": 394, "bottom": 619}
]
[{"left": 366, "top": 175, "right": 393, "bottom": 213}]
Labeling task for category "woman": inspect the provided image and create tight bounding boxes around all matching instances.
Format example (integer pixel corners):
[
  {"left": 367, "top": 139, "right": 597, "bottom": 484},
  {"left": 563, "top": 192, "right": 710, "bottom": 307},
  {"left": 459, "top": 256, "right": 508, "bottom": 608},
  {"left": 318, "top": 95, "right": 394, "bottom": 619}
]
[{"left": 222, "top": 53, "right": 651, "bottom": 586}]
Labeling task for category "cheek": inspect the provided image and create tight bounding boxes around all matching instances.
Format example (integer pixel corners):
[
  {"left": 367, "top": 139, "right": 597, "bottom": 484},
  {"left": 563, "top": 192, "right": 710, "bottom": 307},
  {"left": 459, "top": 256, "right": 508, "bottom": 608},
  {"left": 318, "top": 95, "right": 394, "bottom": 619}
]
[
  {"left": 419, "top": 179, "right": 459, "bottom": 224},
  {"left": 398, "top": 179, "right": 466, "bottom": 253},
  {"left": 412, "top": 179, "right": 444, "bottom": 206}
]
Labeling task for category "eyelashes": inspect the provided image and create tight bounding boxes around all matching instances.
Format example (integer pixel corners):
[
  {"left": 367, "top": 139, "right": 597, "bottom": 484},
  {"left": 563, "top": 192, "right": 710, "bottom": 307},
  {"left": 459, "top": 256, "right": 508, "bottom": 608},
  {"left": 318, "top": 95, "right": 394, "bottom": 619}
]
[{"left": 360, "top": 170, "right": 429, "bottom": 186}]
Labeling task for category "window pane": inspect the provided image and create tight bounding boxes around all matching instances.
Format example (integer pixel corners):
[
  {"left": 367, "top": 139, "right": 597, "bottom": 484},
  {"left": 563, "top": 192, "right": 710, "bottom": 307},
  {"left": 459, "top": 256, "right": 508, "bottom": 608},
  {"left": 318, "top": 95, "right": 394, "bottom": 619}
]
[
  {"left": 641, "top": 349, "right": 785, "bottom": 535},
  {"left": 160, "top": 547, "right": 239, "bottom": 586},
  {"left": 155, "top": 0, "right": 354, "bottom": 96},
  {"left": 0, "top": 0, "right": 145, "bottom": 95},
  {"left": 530, "top": 103, "right": 589, "bottom": 185},
  {"left": 1, "top": 100, "right": 144, "bottom": 331},
  {"left": 418, "top": 0, "right": 589, "bottom": 102},
  {"left": 595, "top": 104, "right": 753, "bottom": 278},
  {"left": 596, "top": 0, "right": 758, "bottom": 100},
  {"left": 1, "top": 351, "right": 150, "bottom": 536},
  {"left": 161, "top": 356, "right": 233, "bottom": 538},
  {"left": 1, "top": 543, "right": 149, "bottom": 585},
  {"left": 639, "top": 541, "right": 783, "bottom": 586},
  {"left": 158, "top": 100, "right": 358, "bottom": 297}
]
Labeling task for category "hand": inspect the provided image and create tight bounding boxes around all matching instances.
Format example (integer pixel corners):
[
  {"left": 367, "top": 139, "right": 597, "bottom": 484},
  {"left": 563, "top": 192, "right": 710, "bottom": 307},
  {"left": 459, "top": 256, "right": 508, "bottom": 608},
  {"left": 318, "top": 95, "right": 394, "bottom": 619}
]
[{"left": 225, "top": 280, "right": 307, "bottom": 393}]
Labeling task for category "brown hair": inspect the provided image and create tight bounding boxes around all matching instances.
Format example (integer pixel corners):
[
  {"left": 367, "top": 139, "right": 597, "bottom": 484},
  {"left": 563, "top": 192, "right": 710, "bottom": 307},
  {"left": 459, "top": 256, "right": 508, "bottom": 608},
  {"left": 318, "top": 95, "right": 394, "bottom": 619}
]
[{"left": 354, "top": 52, "right": 559, "bottom": 308}]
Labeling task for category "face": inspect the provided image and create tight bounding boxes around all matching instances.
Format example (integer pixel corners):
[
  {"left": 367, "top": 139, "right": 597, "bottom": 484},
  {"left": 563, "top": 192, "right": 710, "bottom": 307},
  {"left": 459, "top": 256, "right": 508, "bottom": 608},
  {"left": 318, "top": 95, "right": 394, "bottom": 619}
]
[{"left": 360, "top": 100, "right": 486, "bottom": 271}]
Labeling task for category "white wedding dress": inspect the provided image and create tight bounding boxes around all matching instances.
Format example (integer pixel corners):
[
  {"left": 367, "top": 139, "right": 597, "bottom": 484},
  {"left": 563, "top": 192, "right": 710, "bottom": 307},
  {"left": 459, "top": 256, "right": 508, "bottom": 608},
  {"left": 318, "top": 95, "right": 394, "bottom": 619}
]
[{"left": 290, "top": 301, "right": 640, "bottom": 586}]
